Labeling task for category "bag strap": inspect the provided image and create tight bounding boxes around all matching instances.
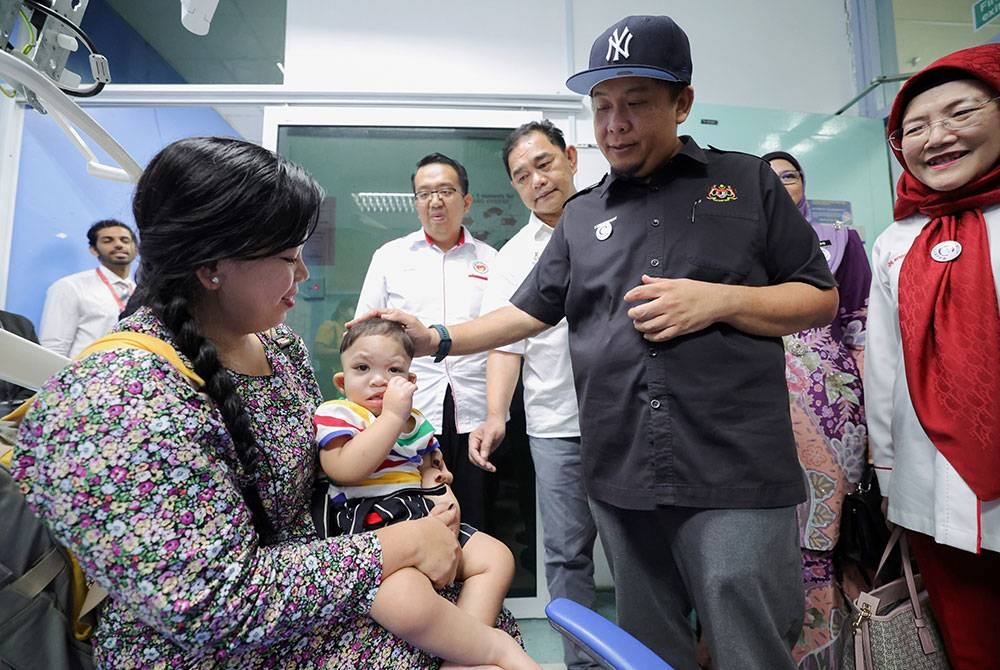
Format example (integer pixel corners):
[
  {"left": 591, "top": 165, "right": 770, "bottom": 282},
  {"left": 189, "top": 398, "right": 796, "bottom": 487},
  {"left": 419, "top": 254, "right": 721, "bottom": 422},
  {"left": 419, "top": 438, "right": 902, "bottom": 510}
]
[
  {"left": 78, "top": 332, "right": 204, "bottom": 388},
  {"left": 1, "top": 397, "right": 31, "bottom": 424},
  {"left": 4, "top": 547, "right": 64, "bottom": 598},
  {"left": 872, "top": 525, "right": 903, "bottom": 581},
  {"left": 898, "top": 530, "right": 939, "bottom": 655},
  {"left": 865, "top": 526, "right": 941, "bottom": 657},
  {"left": 0, "top": 331, "right": 205, "bottom": 426},
  {"left": 79, "top": 580, "right": 108, "bottom": 619}
]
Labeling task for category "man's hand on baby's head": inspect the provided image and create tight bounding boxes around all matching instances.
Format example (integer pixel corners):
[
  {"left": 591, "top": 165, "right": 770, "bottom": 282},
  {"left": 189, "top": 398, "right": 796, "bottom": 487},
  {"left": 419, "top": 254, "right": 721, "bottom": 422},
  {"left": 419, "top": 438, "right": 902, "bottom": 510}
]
[{"left": 345, "top": 308, "right": 382, "bottom": 330}]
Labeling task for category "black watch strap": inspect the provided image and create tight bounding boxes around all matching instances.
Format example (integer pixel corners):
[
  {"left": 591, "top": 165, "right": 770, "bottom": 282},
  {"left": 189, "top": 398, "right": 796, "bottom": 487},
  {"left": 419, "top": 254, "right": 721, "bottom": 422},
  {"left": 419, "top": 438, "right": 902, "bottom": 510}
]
[{"left": 430, "top": 324, "right": 452, "bottom": 362}]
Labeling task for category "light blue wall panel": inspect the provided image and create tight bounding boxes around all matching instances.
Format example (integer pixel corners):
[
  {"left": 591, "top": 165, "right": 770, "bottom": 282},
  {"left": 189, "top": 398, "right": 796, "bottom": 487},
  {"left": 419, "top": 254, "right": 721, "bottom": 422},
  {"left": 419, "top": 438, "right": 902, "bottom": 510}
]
[
  {"left": 684, "top": 103, "right": 895, "bottom": 248},
  {"left": 6, "top": 106, "right": 239, "bottom": 326}
]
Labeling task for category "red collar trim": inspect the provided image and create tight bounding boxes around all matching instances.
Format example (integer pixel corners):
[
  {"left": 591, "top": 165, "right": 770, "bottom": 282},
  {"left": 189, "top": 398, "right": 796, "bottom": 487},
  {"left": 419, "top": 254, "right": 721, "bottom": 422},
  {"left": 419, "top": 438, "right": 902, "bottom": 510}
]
[{"left": 424, "top": 227, "right": 465, "bottom": 248}]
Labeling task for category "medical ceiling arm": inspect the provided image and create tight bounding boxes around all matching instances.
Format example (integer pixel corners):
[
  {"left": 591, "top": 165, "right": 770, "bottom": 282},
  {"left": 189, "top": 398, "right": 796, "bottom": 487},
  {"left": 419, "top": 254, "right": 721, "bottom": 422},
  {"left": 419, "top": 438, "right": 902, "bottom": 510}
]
[
  {"left": 0, "top": 49, "right": 142, "bottom": 182},
  {"left": 0, "top": 329, "right": 68, "bottom": 391}
]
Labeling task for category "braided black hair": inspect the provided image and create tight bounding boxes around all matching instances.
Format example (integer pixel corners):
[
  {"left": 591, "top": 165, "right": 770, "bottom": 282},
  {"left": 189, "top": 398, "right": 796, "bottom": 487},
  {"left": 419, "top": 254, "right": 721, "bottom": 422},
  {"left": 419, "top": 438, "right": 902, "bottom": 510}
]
[{"left": 132, "top": 137, "right": 323, "bottom": 542}]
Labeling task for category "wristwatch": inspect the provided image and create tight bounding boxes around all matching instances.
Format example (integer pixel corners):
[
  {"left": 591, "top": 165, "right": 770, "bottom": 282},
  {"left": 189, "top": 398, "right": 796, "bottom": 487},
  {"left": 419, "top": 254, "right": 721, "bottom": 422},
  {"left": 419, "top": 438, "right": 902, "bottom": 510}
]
[{"left": 430, "top": 324, "right": 452, "bottom": 362}]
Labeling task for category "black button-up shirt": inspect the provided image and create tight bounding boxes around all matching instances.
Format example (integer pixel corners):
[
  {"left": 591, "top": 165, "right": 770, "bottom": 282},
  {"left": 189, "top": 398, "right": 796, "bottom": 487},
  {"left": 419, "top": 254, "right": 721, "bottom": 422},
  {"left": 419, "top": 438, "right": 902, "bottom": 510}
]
[{"left": 511, "top": 138, "right": 836, "bottom": 510}]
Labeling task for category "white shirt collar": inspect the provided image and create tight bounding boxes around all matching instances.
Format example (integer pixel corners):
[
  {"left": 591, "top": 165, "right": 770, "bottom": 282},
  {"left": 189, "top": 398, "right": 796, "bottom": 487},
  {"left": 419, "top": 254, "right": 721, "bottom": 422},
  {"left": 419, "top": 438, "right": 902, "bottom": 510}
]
[
  {"left": 527, "top": 212, "right": 556, "bottom": 242},
  {"left": 95, "top": 265, "right": 135, "bottom": 286}
]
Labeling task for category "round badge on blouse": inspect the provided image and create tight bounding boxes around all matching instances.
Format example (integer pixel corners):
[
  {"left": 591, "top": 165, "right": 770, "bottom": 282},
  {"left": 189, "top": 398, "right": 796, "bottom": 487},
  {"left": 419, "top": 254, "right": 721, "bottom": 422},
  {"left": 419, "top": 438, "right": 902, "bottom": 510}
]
[
  {"left": 930, "top": 240, "right": 962, "bottom": 263},
  {"left": 594, "top": 217, "right": 616, "bottom": 241}
]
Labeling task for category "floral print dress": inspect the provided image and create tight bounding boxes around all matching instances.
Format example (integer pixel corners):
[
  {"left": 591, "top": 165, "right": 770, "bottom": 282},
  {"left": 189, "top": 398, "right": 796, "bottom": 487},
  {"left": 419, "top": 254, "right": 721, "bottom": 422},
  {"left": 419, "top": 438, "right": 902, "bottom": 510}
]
[
  {"left": 784, "top": 229, "right": 871, "bottom": 669},
  {"left": 13, "top": 308, "right": 519, "bottom": 669}
]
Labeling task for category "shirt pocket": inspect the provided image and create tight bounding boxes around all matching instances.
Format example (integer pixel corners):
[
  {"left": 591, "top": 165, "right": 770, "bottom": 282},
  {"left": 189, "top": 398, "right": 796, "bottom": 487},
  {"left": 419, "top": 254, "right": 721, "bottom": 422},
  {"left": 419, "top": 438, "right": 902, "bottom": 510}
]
[
  {"left": 384, "top": 266, "right": 431, "bottom": 312},
  {"left": 455, "top": 269, "right": 491, "bottom": 320},
  {"left": 683, "top": 210, "right": 759, "bottom": 282}
]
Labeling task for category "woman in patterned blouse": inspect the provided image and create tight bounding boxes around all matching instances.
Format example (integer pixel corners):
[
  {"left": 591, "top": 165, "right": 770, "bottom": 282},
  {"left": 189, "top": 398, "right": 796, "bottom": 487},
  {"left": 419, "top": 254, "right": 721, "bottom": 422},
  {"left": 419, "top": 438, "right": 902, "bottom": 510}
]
[
  {"left": 13, "top": 137, "right": 523, "bottom": 669},
  {"left": 763, "top": 151, "right": 871, "bottom": 669}
]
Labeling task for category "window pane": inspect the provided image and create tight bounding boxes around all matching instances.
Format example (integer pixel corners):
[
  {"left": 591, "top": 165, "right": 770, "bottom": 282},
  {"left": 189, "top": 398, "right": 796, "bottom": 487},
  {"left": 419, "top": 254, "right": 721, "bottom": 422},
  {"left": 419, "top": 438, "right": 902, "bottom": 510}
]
[{"left": 279, "top": 124, "right": 538, "bottom": 598}]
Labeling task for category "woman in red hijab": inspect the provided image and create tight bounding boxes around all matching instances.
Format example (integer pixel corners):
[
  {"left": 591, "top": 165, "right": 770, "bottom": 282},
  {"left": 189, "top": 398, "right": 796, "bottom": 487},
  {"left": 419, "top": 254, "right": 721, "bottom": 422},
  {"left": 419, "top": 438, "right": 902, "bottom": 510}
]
[{"left": 865, "top": 43, "right": 1000, "bottom": 669}]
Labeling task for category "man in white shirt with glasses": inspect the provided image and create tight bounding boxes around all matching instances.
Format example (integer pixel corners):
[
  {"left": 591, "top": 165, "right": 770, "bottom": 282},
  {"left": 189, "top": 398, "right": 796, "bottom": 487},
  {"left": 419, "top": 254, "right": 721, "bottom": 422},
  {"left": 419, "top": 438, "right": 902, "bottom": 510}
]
[{"left": 356, "top": 153, "right": 497, "bottom": 529}]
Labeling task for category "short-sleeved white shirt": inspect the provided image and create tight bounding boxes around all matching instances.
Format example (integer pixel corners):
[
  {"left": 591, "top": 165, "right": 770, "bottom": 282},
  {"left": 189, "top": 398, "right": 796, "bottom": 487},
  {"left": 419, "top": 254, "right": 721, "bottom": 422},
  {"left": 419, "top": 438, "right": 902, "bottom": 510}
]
[
  {"left": 355, "top": 228, "right": 496, "bottom": 434},
  {"left": 481, "top": 213, "right": 580, "bottom": 438}
]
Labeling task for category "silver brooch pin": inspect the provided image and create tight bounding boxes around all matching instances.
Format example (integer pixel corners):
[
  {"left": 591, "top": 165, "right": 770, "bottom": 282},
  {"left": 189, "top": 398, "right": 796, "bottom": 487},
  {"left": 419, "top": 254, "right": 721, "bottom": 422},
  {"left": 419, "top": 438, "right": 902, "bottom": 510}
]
[
  {"left": 594, "top": 216, "right": 616, "bottom": 241},
  {"left": 930, "top": 240, "right": 962, "bottom": 263}
]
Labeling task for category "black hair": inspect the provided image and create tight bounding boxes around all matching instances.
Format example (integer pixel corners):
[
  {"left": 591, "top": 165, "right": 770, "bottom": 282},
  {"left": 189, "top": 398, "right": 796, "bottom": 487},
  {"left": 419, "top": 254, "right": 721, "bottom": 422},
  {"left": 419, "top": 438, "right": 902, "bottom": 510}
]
[
  {"left": 760, "top": 151, "right": 802, "bottom": 173},
  {"left": 340, "top": 317, "right": 414, "bottom": 360},
  {"left": 132, "top": 136, "right": 323, "bottom": 542},
  {"left": 761, "top": 150, "right": 805, "bottom": 186},
  {"left": 501, "top": 120, "right": 568, "bottom": 179},
  {"left": 411, "top": 153, "right": 470, "bottom": 195},
  {"left": 87, "top": 219, "right": 135, "bottom": 247},
  {"left": 661, "top": 80, "right": 690, "bottom": 103},
  {"left": 897, "top": 67, "right": 986, "bottom": 118}
]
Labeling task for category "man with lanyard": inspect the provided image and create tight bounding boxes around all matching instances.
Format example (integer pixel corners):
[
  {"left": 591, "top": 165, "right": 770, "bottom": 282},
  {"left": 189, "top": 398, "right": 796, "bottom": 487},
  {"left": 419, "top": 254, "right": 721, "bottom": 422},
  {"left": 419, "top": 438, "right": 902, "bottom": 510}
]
[
  {"left": 469, "top": 120, "right": 601, "bottom": 670},
  {"left": 372, "top": 16, "right": 839, "bottom": 669},
  {"left": 40, "top": 219, "right": 136, "bottom": 357},
  {"left": 355, "top": 154, "right": 497, "bottom": 529}
]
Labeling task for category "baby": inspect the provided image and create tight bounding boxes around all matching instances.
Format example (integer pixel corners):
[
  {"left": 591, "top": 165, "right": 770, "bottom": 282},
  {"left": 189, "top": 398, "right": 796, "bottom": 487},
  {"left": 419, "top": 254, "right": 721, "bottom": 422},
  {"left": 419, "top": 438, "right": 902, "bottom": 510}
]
[{"left": 313, "top": 318, "right": 537, "bottom": 669}]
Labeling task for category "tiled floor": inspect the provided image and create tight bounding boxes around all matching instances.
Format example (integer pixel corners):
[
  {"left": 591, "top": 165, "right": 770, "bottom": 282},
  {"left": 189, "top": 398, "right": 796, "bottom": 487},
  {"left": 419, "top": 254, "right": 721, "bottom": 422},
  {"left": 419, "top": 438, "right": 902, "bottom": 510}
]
[{"left": 518, "top": 589, "right": 616, "bottom": 669}]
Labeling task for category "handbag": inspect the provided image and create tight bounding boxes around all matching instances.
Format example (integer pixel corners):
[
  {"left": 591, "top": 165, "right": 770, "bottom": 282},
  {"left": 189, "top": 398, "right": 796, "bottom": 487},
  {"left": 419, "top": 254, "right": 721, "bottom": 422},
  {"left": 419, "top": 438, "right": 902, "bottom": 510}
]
[
  {"left": 838, "top": 464, "right": 899, "bottom": 585},
  {"left": 841, "top": 527, "right": 950, "bottom": 670}
]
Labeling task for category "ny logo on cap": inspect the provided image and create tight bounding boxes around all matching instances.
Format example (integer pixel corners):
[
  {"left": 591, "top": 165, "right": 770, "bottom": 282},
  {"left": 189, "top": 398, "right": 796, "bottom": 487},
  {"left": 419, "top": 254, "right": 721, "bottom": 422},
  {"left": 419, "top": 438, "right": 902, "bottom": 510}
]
[{"left": 606, "top": 26, "right": 633, "bottom": 62}]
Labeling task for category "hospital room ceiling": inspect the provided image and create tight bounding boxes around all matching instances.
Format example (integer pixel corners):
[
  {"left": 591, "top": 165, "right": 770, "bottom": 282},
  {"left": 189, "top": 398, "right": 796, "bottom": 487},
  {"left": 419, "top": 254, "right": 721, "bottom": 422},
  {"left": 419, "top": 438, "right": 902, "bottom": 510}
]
[{"left": 103, "top": 0, "right": 286, "bottom": 84}]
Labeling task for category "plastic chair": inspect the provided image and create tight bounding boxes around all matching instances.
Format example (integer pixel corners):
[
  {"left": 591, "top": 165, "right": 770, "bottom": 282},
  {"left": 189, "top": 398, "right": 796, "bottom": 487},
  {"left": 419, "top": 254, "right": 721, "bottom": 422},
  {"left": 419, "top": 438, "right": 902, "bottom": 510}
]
[{"left": 544, "top": 597, "right": 674, "bottom": 670}]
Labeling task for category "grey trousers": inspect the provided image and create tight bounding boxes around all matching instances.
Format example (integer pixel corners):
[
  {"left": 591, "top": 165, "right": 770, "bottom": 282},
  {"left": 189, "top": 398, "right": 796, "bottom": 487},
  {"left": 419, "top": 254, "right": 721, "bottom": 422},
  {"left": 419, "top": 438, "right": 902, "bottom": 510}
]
[
  {"left": 529, "top": 436, "right": 602, "bottom": 670},
  {"left": 590, "top": 500, "right": 803, "bottom": 670}
]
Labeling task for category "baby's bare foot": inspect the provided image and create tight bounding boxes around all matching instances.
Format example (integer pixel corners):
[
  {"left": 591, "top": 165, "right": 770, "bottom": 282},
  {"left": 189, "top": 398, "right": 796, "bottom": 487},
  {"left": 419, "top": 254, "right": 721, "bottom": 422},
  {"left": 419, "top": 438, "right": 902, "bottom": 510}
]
[{"left": 491, "top": 628, "right": 542, "bottom": 670}]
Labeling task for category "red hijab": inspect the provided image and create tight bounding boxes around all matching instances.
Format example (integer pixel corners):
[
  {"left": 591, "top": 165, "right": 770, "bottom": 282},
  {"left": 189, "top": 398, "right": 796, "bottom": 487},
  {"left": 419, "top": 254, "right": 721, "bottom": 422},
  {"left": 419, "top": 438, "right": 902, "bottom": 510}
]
[{"left": 888, "top": 44, "right": 1000, "bottom": 501}]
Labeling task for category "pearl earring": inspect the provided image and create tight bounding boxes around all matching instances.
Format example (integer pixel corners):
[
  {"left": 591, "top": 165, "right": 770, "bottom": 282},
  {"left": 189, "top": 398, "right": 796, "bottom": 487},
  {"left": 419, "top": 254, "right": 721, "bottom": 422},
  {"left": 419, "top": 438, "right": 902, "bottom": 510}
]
[{"left": 210, "top": 277, "right": 220, "bottom": 284}]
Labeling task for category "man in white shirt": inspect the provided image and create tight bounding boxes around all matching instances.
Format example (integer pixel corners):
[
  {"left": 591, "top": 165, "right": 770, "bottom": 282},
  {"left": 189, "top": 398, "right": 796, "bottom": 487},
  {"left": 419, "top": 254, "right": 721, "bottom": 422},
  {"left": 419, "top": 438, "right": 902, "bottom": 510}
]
[
  {"left": 40, "top": 219, "right": 137, "bottom": 357},
  {"left": 355, "top": 154, "right": 497, "bottom": 528},
  {"left": 469, "top": 121, "right": 600, "bottom": 670}
]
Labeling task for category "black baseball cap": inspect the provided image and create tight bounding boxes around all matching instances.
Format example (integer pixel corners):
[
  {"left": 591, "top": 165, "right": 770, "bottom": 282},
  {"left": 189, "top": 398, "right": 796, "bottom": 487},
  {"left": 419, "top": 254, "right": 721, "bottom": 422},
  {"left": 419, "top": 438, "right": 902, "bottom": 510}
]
[{"left": 566, "top": 15, "right": 692, "bottom": 95}]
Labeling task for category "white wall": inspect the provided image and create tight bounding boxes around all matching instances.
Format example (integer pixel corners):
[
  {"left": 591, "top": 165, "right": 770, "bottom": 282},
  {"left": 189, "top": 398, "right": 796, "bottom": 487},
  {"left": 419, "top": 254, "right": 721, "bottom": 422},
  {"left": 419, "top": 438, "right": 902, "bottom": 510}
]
[
  {"left": 285, "top": 0, "right": 857, "bottom": 114},
  {"left": 285, "top": 1, "right": 571, "bottom": 95}
]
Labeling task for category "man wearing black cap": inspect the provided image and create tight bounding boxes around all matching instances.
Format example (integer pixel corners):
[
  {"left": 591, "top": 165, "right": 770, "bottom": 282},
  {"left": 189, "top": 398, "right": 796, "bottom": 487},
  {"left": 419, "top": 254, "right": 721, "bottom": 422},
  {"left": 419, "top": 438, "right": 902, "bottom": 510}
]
[{"left": 373, "top": 15, "right": 838, "bottom": 669}]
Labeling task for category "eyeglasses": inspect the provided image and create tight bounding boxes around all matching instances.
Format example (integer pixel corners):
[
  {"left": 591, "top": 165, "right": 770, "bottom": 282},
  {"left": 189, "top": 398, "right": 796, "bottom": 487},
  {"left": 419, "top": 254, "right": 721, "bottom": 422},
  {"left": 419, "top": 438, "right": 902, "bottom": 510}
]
[
  {"left": 888, "top": 96, "right": 1000, "bottom": 151},
  {"left": 777, "top": 170, "right": 802, "bottom": 185},
  {"left": 414, "top": 187, "right": 460, "bottom": 203}
]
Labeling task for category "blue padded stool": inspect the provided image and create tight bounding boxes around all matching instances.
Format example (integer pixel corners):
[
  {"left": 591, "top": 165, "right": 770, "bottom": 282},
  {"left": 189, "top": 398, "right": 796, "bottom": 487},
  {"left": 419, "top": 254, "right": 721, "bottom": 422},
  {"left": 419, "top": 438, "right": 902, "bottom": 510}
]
[{"left": 544, "top": 597, "right": 674, "bottom": 670}]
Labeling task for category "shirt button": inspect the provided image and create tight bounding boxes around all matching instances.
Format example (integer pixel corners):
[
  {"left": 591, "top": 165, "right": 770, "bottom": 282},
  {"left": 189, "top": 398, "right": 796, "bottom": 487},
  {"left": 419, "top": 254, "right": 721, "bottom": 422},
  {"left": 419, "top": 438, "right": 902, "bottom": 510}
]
[
  {"left": 651, "top": 219, "right": 660, "bottom": 227},
  {"left": 650, "top": 399, "right": 661, "bottom": 409},
  {"left": 648, "top": 348, "right": 657, "bottom": 357},
  {"left": 650, "top": 258, "right": 660, "bottom": 267}
]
